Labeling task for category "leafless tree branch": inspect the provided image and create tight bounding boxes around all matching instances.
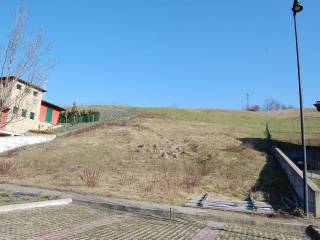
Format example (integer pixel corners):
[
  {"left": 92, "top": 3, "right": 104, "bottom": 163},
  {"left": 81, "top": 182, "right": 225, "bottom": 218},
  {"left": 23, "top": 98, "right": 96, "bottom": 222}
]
[{"left": 0, "top": 7, "right": 54, "bottom": 128}]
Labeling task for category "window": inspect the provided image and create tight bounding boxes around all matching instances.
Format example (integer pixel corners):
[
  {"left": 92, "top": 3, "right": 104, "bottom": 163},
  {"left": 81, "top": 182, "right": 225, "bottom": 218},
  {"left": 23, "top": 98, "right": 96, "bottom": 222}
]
[
  {"left": 24, "top": 88, "right": 31, "bottom": 94},
  {"left": 30, "top": 112, "right": 35, "bottom": 120},
  {"left": 33, "top": 91, "right": 38, "bottom": 97},
  {"left": 13, "top": 107, "right": 19, "bottom": 115},
  {"left": 16, "top": 84, "right": 22, "bottom": 90},
  {"left": 21, "top": 109, "right": 27, "bottom": 117}
]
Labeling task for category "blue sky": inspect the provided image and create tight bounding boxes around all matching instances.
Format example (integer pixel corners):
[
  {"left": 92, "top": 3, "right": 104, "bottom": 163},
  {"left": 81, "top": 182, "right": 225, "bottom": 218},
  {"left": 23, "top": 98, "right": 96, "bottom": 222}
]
[{"left": 0, "top": 0, "right": 319, "bottom": 109}]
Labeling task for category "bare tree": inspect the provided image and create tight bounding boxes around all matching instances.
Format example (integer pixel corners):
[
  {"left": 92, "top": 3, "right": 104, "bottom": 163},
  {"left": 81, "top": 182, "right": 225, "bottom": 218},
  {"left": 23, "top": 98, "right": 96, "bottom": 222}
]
[
  {"left": 0, "top": 7, "right": 52, "bottom": 127},
  {"left": 263, "top": 98, "right": 281, "bottom": 111},
  {"left": 262, "top": 98, "right": 294, "bottom": 111}
]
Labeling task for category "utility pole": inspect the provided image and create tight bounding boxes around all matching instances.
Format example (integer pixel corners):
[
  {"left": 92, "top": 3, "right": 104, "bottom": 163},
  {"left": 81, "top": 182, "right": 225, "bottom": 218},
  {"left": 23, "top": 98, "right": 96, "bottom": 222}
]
[{"left": 292, "top": 0, "right": 309, "bottom": 218}]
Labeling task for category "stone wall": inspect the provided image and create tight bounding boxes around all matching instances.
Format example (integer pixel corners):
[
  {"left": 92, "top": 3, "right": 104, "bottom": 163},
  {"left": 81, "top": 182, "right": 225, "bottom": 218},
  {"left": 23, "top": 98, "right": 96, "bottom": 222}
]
[{"left": 273, "top": 147, "right": 320, "bottom": 217}]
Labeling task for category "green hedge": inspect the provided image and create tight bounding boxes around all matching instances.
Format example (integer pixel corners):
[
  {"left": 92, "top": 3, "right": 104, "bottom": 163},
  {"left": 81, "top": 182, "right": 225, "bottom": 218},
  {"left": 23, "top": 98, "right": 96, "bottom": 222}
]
[{"left": 59, "top": 108, "right": 100, "bottom": 125}]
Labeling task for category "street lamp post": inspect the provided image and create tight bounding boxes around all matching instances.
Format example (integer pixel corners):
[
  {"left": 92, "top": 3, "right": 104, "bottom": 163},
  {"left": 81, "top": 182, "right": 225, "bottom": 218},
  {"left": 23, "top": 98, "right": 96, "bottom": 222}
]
[{"left": 292, "top": 0, "right": 309, "bottom": 218}]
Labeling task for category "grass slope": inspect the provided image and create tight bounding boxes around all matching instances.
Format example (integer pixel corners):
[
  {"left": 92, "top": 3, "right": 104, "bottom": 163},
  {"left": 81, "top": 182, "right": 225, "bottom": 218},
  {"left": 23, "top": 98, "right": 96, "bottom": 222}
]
[{"left": 0, "top": 107, "right": 318, "bottom": 207}]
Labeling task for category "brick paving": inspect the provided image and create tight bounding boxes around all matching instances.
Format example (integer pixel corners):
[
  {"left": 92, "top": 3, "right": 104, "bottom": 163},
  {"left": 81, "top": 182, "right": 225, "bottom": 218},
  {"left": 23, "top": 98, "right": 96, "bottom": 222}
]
[
  {"left": 0, "top": 202, "right": 311, "bottom": 239},
  {"left": 192, "top": 222, "right": 224, "bottom": 240},
  {"left": 67, "top": 216, "right": 204, "bottom": 240},
  {"left": 217, "top": 224, "right": 309, "bottom": 240},
  {"left": 33, "top": 215, "right": 130, "bottom": 240},
  {"left": 1, "top": 183, "right": 317, "bottom": 230},
  {"left": 0, "top": 204, "right": 114, "bottom": 240}
]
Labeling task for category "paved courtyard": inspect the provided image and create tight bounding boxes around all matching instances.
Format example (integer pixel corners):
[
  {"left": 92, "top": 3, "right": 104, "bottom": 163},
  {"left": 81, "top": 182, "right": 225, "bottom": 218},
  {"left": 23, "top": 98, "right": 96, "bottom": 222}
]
[{"left": 0, "top": 203, "right": 311, "bottom": 240}]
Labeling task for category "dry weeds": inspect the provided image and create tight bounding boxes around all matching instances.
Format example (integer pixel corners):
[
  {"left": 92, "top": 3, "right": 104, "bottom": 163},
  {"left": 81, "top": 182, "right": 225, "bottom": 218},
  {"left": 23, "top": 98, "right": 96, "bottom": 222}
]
[
  {"left": 80, "top": 168, "right": 103, "bottom": 187},
  {"left": 0, "top": 112, "right": 275, "bottom": 205},
  {"left": 0, "top": 159, "right": 18, "bottom": 176}
]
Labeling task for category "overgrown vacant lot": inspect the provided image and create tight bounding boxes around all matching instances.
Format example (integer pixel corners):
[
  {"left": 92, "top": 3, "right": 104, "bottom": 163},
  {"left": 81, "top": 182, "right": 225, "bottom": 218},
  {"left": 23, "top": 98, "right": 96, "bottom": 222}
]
[{"left": 0, "top": 108, "right": 318, "bottom": 206}]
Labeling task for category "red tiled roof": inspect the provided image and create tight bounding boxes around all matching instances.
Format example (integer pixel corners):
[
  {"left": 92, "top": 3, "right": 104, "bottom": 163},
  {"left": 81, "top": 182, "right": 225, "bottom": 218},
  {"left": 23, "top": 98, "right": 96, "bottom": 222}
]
[{"left": 41, "top": 100, "right": 66, "bottom": 111}]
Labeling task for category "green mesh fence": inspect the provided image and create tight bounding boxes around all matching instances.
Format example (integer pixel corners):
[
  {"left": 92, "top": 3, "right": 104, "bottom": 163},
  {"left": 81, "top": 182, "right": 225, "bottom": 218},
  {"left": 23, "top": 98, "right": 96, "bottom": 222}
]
[
  {"left": 58, "top": 107, "right": 137, "bottom": 126},
  {"left": 267, "top": 116, "right": 320, "bottom": 146}
]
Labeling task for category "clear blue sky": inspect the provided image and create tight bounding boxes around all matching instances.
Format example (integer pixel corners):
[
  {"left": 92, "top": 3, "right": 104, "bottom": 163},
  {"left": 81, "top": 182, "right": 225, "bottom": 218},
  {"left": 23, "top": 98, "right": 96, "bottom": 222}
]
[{"left": 0, "top": 1, "right": 319, "bottom": 109}]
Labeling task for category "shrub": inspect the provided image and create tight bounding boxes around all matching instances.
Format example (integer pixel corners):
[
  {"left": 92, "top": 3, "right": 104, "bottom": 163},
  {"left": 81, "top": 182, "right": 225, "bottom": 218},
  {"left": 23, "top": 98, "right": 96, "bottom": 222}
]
[
  {"left": 29, "top": 129, "right": 54, "bottom": 134},
  {"left": 182, "top": 162, "right": 201, "bottom": 190},
  {"left": 59, "top": 103, "right": 100, "bottom": 125},
  {"left": 80, "top": 168, "right": 102, "bottom": 187},
  {"left": 0, "top": 159, "right": 17, "bottom": 175},
  {"left": 195, "top": 153, "right": 215, "bottom": 176}
]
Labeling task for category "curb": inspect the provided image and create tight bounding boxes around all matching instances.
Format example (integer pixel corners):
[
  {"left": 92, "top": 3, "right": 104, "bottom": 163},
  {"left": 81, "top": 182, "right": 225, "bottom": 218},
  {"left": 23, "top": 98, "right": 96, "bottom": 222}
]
[{"left": 0, "top": 198, "right": 72, "bottom": 213}]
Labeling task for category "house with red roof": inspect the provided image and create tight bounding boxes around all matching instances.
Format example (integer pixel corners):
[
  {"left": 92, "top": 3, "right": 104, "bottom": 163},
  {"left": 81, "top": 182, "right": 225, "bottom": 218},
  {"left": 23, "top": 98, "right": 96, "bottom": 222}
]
[{"left": 0, "top": 76, "right": 65, "bottom": 135}]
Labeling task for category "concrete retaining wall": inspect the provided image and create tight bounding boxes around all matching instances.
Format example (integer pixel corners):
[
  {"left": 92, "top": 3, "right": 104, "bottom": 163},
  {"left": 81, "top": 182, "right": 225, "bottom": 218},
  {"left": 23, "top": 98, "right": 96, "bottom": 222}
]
[
  {"left": 273, "top": 147, "right": 320, "bottom": 217},
  {"left": 0, "top": 135, "right": 56, "bottom": 153}
]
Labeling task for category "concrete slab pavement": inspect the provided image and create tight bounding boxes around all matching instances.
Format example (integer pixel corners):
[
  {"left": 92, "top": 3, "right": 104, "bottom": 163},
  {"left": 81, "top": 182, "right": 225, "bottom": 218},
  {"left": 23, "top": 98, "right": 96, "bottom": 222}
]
[{"left": 0, "top": 183, "right": 317, "bottom": 231}]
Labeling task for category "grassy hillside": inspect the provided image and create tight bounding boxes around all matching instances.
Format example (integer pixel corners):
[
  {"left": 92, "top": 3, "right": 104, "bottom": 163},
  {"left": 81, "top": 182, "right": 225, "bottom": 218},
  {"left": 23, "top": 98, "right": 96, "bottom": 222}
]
[
  {"left": 143, "top": 108, "right": 320, "bottom": 146},
  {"left": 0, "top": 107, "right": 318, "bottom": 207}
]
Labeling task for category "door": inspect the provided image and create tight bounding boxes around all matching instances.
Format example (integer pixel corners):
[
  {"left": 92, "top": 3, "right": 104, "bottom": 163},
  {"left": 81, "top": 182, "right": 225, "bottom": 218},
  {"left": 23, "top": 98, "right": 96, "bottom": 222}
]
[{"left": 46, "top": 108, "right": 53, "bottom": 123}]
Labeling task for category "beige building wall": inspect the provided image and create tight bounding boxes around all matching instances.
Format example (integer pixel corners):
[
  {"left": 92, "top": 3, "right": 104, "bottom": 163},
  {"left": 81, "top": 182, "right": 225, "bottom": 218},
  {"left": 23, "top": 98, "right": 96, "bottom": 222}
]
[{"left": 3, "top": 81, "right": 44, "bottom": 134}]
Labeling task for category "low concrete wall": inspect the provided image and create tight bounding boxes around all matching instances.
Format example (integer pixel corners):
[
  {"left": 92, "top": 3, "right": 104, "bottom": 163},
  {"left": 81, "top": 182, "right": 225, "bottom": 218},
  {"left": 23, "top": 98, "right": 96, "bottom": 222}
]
[
  {"left": 0, "top": 198, "right": 72, "bottom": 213},
  {"left": 273, "top": 147, "right": 320, "bottom": 217},
  {"left": 0, "top": 135, "right": 56, "bottom": 153}
]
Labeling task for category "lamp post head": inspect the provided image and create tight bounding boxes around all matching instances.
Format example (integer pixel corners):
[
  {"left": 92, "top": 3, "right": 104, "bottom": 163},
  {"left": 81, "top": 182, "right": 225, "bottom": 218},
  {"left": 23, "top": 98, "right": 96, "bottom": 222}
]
[{"left": 292, "top": 0, "right": 303, "bottom": 13}]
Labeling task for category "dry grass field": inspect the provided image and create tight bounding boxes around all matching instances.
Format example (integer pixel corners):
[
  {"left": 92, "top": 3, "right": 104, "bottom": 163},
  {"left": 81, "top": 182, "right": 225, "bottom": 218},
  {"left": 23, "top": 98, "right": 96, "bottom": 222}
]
[{"left": 0, "top": 108, "right": 318, "bottom": 206}]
